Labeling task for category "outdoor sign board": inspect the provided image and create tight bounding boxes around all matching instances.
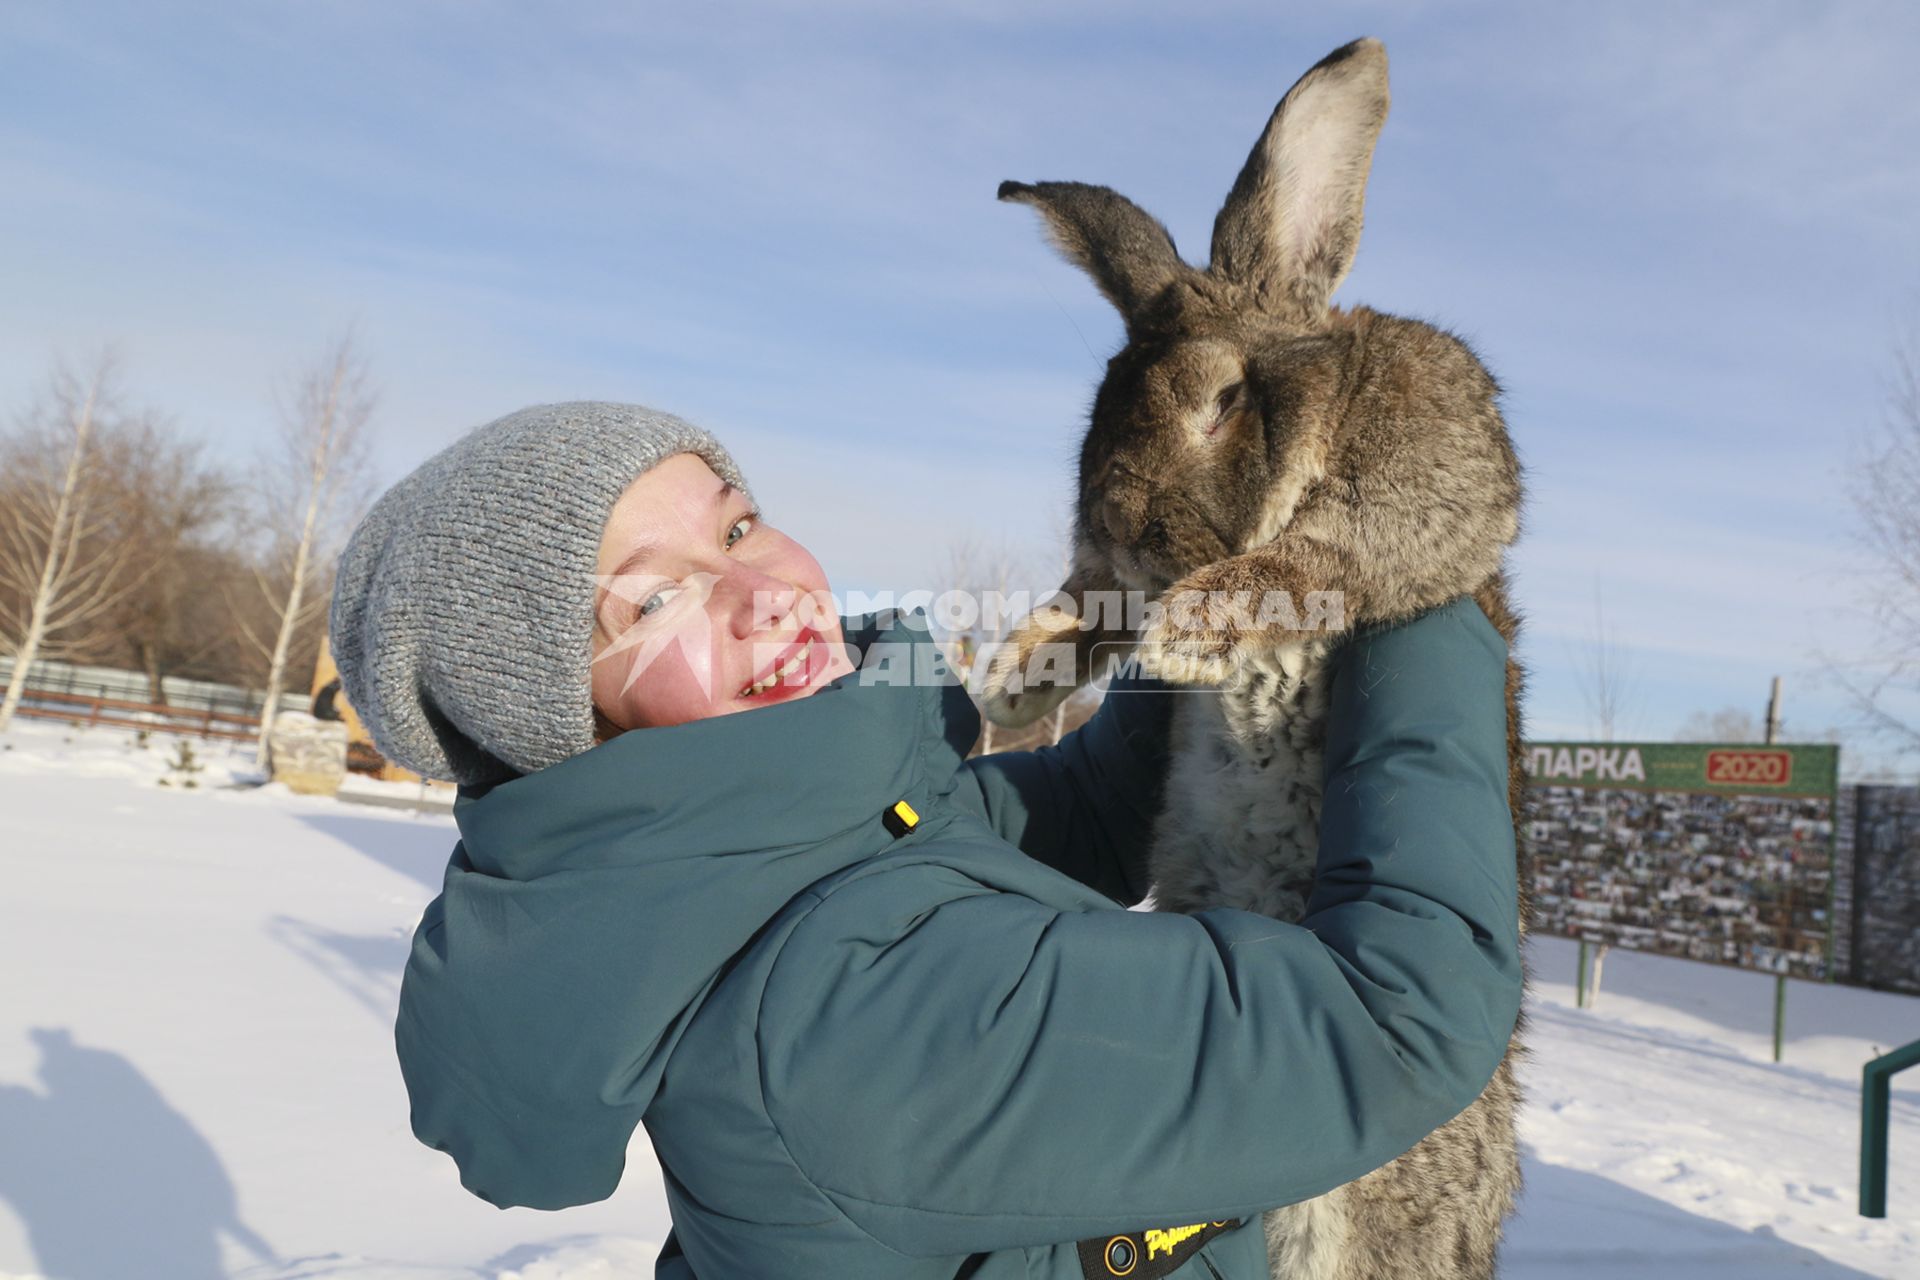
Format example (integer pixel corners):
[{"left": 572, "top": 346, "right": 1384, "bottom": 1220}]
[{"left": 1525, "top": 742, "right": 1840, "bottom": 980}]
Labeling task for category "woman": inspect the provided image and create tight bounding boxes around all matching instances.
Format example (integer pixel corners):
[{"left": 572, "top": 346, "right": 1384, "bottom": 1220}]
[{"left": 330, "top": 401, "right": 1521, "bottom": 1279}]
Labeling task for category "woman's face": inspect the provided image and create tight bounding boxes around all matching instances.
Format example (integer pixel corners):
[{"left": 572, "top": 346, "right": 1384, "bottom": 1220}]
[{"left": 590, "top": 453, "right": 856, "bottom": 732}]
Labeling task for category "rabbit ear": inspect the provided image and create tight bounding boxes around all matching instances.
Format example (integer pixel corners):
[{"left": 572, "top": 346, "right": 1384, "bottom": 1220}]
[
  {"left": 1209, "top": 38, "right": 1389, "bottom": 321},
  {"left": 999, "top": 180, "right": 1186, "bottom": 328}
]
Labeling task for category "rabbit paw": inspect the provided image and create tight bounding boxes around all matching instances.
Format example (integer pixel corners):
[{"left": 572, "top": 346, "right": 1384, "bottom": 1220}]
[
  {"left": 978, "top": 618, "right": 1082, "bottom": 728},
  {"left": 1137, "top": 565, "right": 1247, "bottom": 685}
]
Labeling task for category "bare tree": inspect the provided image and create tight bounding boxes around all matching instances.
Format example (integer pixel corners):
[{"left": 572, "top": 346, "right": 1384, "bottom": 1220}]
[
  {"left": 167, "top": 543, "right": 285, "bottom": 686},
  {"left": 0, "top": 355, "right": 148, "bottom": 732},
  {"left": 1566, "top": 580, "right": 1641, "bottom": 1012},
  {"left": 106, "top": 435, "right": 235, "bottom": 702},
  {"left": 936, "top": 535, "right": 1030, "bottom": 757},
  {"left": 1039, "top": 535, "right": 1079, "bottom": 746},
  {"left": 1674, "top": 703, "right": 1858, "bottom": 761},
  {"left": 1572, "top": 580, "right": 1640, "bottom": 742},
  {"left": 935, "top": 532, "right": 1105, "bottom": 756},
  {"left": 237, "top": 334, "right": 374, "bottom": 769},
  {"left": 1674, "top": 706, "right": 1763, "bottom": 743},
  {"left": 1841, "top": 320, "right": 1920, "bottom": 757}
]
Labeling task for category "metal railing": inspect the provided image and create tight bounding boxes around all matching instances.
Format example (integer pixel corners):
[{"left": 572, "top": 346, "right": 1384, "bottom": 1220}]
[{"left": 1860, "top": 1036, "right": 1920, "bottom": 1217}]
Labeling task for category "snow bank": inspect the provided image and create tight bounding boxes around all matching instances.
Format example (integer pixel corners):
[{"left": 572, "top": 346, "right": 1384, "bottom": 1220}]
[{"left": 1, "top": 720, "right": 1914, "bottom": 1278}]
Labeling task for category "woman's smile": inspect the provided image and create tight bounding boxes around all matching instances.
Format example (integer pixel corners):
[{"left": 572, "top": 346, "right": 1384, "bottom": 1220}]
[{"left": 590, "top": 453, "right": 857, "bottom": 732}]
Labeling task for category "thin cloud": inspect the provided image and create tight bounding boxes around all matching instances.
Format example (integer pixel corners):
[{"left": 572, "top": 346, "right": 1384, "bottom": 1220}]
[{"left": 3, "top": 2, "right": 1916, "bottom": 757}]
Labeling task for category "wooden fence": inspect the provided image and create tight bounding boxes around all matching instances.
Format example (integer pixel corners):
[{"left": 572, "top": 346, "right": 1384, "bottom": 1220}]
[{"left": 13, "top": 689, "right": 261, "bottom": 742}]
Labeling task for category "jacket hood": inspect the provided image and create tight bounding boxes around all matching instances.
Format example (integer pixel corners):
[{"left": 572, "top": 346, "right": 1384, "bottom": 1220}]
[{"left": 394, "top": 608, "right": 982, "bottom": 1209}]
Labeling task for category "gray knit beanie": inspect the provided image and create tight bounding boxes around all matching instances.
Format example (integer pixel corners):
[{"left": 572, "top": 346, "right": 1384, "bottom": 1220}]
[{"left": 328, "top": 401, "right": 752, "bottom": 787}]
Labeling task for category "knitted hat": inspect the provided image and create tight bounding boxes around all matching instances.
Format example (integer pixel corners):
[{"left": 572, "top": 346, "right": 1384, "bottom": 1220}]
[{"left": 328, "top": 402, "right": 752, "bottom": 787}]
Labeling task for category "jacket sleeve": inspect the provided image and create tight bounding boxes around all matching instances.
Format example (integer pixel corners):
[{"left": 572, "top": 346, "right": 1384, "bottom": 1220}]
[
  {"left": 755, "top": 597, "right": 1523, "bottom": 1257},
  {"left": 952, "top": 669, "right": 1174, "bottom": 905}
]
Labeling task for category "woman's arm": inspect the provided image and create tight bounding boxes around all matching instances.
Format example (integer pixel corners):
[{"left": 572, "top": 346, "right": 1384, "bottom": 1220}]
[
  {"left": 953, "top": 667, "right": 1174, "bottom": 905},
  {"left": 758, "top": 596, "right": 1522, "bottom": 1255}
]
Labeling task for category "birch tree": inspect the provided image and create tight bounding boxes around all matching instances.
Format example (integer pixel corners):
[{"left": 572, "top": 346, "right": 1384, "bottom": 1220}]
[
  {"left": 0, "top": 357, "right": 143, "bottom": 732},
  {"left": 1843, "top": 322, "right": 1920, "bottom": 757},
  {"left": 240, "top": 334, "right": 374, "bottom": 769}
]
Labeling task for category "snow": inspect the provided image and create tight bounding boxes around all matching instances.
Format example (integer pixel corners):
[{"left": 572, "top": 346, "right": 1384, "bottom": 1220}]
[
  {"left": 1512, "top": 937, "right": 1918, "bottom": 1277},
  {"left": 1, "top": 718, "right": 1916, "bottom": 1279}
]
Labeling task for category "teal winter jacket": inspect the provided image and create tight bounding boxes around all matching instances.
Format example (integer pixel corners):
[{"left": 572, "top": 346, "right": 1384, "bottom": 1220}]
[{"left": 396, "top": 598, "right": 1522, "bottom": 1280}]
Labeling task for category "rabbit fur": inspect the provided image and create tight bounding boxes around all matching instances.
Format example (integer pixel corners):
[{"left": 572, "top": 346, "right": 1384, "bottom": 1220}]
[{"left": 980, "top": 37, "right": 1532, "bottom": 1280}]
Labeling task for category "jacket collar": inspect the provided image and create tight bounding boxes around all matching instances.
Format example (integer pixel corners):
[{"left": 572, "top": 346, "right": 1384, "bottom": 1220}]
[{"left": 452, "top": 607, "right": 981, "bottom": 879}]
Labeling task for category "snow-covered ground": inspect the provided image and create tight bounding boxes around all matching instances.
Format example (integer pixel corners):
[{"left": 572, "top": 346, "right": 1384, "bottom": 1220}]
[{"left": 1, "top": 718, "right": 1915, "bottom": 1279}]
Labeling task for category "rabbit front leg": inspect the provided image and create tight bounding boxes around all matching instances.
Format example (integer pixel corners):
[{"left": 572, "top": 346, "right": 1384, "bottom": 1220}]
[
  {"left": 1137, "top": 536, "right": 1362, "bottom": 685},
  {"left": 979, "top": 563, "right": 1140, "bottom": 728}
]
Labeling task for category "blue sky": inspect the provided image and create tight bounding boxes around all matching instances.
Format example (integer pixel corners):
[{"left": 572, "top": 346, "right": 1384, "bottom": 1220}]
[{"left": 4, "top": 1, "right": 1918, "bottom": 766}]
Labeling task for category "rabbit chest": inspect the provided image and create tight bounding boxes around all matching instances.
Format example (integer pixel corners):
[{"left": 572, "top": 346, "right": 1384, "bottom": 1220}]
[{"left": 1146, "top": 637, "right": 1340, "bottom": 921}]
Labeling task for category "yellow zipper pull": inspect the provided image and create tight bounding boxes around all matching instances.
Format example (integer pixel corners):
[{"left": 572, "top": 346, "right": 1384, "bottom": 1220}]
[{"left": 882, "top": 799, "right": 920, "bottom": 838}]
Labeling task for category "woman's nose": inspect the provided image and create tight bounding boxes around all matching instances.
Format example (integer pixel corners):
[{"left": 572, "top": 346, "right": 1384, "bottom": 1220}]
[{"left": 726, "top": 568, "right": 799, "bottom": 640}]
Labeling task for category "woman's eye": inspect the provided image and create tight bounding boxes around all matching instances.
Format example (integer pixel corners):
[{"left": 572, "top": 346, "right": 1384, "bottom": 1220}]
[
  {"left": 726, "top": 515, "right": 755, "bottom": 549},
  {"left": 637, "top": 585, "right": 679, "bottom": 619}
]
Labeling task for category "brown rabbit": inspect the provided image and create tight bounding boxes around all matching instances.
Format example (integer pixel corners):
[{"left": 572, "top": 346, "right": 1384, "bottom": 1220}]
[{"left": 978, "top": 37, "right": 1530, "bottom": 1280}]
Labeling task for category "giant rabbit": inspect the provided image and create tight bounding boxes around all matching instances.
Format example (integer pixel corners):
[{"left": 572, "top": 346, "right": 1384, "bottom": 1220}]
[{"left": 979, "top": 37, "right": 1531, "bottom": 1280}]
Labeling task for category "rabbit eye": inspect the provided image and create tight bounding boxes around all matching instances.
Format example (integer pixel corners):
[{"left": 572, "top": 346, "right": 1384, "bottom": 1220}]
[{"left": 1205, "top": 382, "right": 1245, "bottom": 437}]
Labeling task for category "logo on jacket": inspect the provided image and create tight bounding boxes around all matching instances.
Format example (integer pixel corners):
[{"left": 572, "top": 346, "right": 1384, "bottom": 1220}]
[{"left": 1076, "top": 1219, "right": 1238, "bottom": 1279}]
